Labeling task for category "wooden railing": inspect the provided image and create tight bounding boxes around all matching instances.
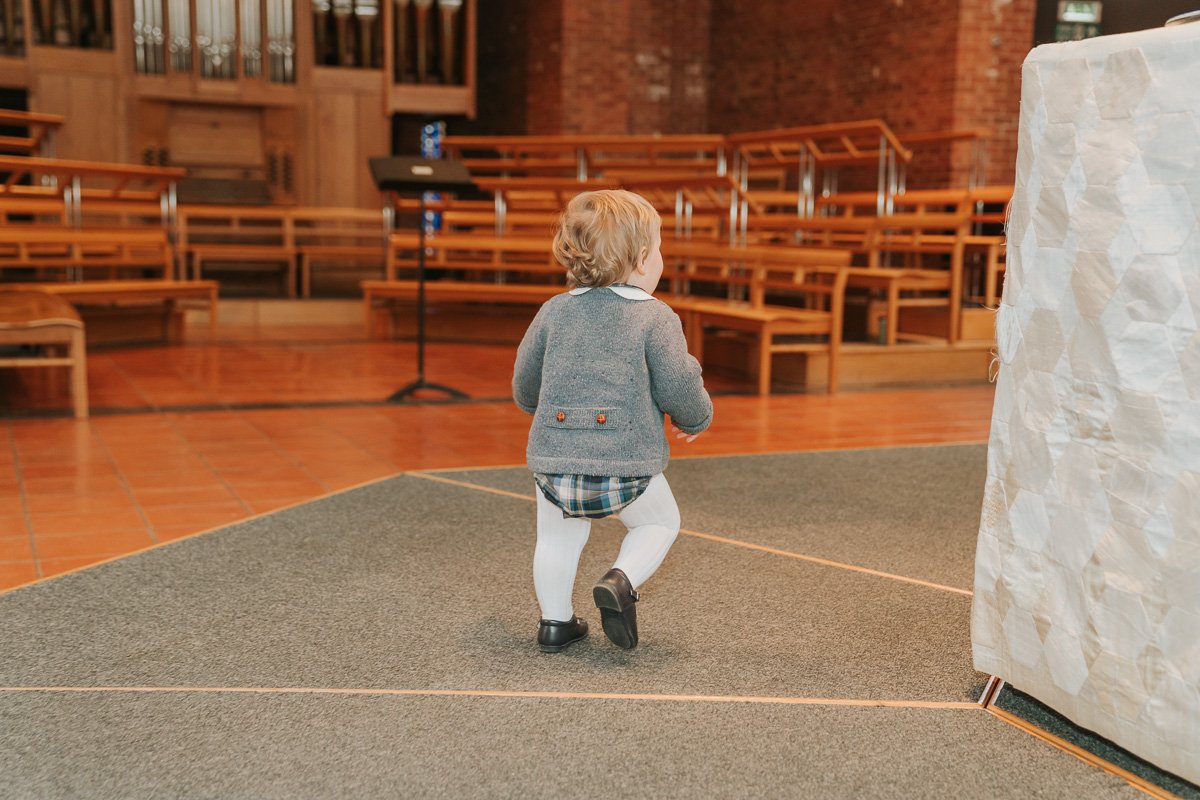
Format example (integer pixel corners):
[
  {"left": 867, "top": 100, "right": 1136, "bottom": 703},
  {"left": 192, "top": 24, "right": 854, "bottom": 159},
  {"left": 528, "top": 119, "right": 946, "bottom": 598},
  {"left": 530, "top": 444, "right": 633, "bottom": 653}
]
[
  {"left": 442, "top": 134, "right": 728, "bottom": 180},
  {"left": 0, "top": 155, "right": 184, "bottom": 228},
  {"left": 177, "top": 205, "right": 389, "bottom": 296},
  {"left": 0, "top": 110, "right": 65, "bottom": 157}
]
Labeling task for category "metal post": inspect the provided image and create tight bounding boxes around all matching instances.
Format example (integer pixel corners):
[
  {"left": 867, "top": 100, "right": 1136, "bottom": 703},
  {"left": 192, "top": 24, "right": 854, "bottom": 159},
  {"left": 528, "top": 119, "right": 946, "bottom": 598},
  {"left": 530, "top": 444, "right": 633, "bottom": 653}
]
[
  {"left": 876, "top": 135, "right": 887, "bottom": 217},
  {"left": 382, "top": 196, "right": 394, "bottom": 240},
  {"left": 796, "top": 145, "right": 806, "bottom": 218},
  {"left": 494, "top": 190, "right": 506, "bottom": 236},
  {"left": 727, "top": 150, "right": 739, "bottom": 247},
  {"left": 674, "top": 188, "right": 683, "bottom": 240},
  {"left": 886, "top": 147, "right": 896, "bottom": 215},
  {"left": 738, "top": 153, "right": 749, "bottom": 246},
  {"left": 70, "top": 175, "right": 82, "bottom": 227}
]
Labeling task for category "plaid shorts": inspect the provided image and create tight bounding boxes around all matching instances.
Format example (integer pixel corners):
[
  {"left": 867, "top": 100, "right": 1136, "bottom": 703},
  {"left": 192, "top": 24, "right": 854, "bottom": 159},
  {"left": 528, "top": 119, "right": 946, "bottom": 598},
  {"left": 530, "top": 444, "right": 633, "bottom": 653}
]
[{"left": 534, "top": 473, "right": 652, "bottom": 520}]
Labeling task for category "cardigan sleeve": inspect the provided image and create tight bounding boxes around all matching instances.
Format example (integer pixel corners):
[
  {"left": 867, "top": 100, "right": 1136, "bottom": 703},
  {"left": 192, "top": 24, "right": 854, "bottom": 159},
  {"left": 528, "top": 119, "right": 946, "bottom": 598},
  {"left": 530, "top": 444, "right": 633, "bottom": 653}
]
[
  {"left": 512, "top": 303, "right": 550, "bottom": 414},
  {"left": 646, "top": 307, "right": 713, "bottom": 434}
]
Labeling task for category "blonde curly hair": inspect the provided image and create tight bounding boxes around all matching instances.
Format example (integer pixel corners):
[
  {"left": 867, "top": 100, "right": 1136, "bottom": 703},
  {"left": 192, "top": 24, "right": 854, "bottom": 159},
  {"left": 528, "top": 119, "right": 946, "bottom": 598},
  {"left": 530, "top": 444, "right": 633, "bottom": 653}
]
[{"left": 552, "top": 190, "right": 660, "bottom": 288}]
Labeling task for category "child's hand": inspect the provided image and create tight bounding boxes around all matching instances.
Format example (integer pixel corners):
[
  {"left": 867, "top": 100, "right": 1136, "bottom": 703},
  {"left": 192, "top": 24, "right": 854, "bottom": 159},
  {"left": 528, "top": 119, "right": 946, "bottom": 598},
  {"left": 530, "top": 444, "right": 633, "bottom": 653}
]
[{"left": 671, "top": 424, "right": 700, "bottom": 443}]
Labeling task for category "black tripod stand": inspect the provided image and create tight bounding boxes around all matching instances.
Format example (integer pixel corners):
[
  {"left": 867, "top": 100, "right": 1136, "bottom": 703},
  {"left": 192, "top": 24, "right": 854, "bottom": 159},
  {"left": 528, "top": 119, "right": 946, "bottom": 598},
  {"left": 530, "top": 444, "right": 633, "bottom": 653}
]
[
  {"left": 387, "top": 192, "right": 469, "bottom": 402},
  {"left": 368, "top": 156, "right": 476, "bottom": 403}
]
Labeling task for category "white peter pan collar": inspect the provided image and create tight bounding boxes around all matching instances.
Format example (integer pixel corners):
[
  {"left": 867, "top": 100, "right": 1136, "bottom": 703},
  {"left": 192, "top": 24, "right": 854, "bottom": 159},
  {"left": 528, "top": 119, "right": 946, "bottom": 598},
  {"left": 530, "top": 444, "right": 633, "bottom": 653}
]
[{"left": 569, "top": 284, "right": 655, "bottom": 301}]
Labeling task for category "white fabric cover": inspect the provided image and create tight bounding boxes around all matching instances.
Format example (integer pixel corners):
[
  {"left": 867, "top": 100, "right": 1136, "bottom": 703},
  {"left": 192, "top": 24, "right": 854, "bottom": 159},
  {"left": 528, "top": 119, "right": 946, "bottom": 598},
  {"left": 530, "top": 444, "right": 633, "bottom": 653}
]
[{"left": 972, "top": 23, "right": 1200, "bottom": 784}]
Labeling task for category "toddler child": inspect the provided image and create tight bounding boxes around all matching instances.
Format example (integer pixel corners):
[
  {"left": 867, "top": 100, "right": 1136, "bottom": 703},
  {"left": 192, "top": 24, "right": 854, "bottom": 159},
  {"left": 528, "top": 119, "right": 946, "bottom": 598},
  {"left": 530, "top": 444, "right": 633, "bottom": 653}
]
[{"left": 512, "top": 189, "right": 713, "bottom": 652}]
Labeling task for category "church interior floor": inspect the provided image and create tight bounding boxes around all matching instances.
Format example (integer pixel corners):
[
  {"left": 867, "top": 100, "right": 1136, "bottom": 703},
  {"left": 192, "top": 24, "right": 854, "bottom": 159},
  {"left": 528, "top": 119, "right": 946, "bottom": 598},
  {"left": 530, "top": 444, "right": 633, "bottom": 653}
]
[{"left": 0, "top": 324, "right": 996, "bottom": 592}]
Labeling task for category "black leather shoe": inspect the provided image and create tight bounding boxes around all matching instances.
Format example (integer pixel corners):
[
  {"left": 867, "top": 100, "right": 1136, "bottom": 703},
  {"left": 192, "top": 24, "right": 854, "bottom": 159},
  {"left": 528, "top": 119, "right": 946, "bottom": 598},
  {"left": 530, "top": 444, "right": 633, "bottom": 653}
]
[
  {"left": 537, "top": 616, "right": 588, "bottom": 652},
  {"left": 592, "top": 568, "right": 640, "bottom": 649}
]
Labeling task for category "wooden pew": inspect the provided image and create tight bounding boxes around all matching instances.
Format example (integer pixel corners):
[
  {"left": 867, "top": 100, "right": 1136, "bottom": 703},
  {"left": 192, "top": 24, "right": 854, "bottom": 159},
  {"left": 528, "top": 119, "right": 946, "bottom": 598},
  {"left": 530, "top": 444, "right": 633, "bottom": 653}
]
[
  {"left": 368, "top": 232, "right": 851, "bottom": 393},
  {"left": 746, "top": 211, "right": 974, "bottom": 344},
  {"left": 0, "top": 280, "right": 219, "bottom": 341},
  {"left": 438, "top": 208, "right": 560, "bottom": 238},
  {"left": 0, "top": 155, "right": 183, "bottom": 230},
  {"left": 660, "top": 241, "right": 850, "bottom": 394},
  {"left": 0, "top": 290, "right": 87, "bottom": 418},
  {"left": 383, "top": 230, "right": 561, "bottom": 282},
  {"left": 365, "top": 231, "right": 564, "bottom": 337},
  {"left": 178, "top": 205, "right": 295, "bottom": 295},
  {"left": 0, "top": 227, "right": 174, "bottom": 281},
  {"left": 291, "top": 208, "right": 386, "bottom": 298}
]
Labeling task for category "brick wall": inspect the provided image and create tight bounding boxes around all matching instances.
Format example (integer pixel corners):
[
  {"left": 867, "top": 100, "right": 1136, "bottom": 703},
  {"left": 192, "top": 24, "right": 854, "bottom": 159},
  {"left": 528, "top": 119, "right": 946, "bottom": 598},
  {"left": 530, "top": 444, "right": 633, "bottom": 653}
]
[
  {"left": 628, "top": 0, "right": 711, "bottom": 134},
  {"left": 474, "top": 0, "right": 710, "bottom": 135},
  {"left": 706, "top": 0, "right": 1034, "bottom": 186},
  {"left": 474, "top": 0, "right": 1034, "bottom": 184},
  {"left": 952, "top": 0, "right": 1038, "bottom": 185}
]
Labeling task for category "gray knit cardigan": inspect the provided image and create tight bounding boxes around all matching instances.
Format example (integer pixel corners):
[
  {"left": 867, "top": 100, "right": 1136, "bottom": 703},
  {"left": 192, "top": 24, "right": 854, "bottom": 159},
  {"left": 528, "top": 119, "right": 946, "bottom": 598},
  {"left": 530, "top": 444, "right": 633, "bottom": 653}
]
[{"left": 512, "top": 287, "right": 713, "bottom": 476}]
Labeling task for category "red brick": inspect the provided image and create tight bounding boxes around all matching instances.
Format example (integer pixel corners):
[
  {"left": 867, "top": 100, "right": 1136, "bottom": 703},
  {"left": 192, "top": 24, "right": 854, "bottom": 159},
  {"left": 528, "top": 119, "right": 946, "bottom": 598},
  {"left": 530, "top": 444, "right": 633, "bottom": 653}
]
[{"left": 475, "top": 0, "right": 1035, "bottom": 186}]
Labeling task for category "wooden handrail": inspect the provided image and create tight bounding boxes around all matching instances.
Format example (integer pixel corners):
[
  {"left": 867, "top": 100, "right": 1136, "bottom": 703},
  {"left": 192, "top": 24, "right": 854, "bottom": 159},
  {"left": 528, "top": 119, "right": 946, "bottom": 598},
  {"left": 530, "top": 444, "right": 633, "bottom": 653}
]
[
  {"left": 470, "top": 177, "right": 616, "bottom": 193},
  {"left": 662, "top": 239, "right": 851, "bottom": 267},
  {"left": 0, "top": 155, "right": 185, "bottom": 185},
  {"left": 0, "top": 111, "right": 65, "bottom": 157},
  {"left": 444, "top": 134, "right": 726, "bottom": 150},
  {"left": 726, "top": 120, "right": 913, "bottom": 165},
  {"left": 0, "top": 109, "right": 66, "bottom": 127},
  {"left": 388, "top": 231, "right": 554, "bottom": 252},
  {"left": 0, "top": 227, "right": 169, "bottom": 243}
]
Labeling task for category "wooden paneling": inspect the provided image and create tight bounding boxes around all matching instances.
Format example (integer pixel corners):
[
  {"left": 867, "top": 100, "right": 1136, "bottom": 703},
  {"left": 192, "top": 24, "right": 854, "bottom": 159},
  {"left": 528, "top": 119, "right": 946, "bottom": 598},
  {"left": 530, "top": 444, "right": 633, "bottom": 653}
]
[
  {"left": 167, "top": 104, "right": 264, "bottom": 168},
  {"left": 263, "top": 106, "right": 300, "bottom": 205},
  {"left": 31, "top": 70, "right": 123, "bottom": 164},
  {"left": 307, "top": 70, "right": 389, "bottom": 208},
  {"left": 0, "top": 0, "right": 462, "bottom": 209},
  {"left": 133, "top": 100, "right": 169, "bottom": 166}
]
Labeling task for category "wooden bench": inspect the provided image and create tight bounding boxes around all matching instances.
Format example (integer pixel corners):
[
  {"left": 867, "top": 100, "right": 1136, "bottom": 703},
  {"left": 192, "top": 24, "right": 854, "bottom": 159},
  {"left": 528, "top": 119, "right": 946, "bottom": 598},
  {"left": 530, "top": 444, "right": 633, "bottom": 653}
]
[
  {"left": 178, "top": 206, "right": 295, "bottom": 295},
  {"left": 362, "top": 280, "right": 562, "bottom": 338},
  {"left": 660, "top": 241, "right": 850, "bottom": 394},
  {"left": 368, "top": 232, "right": 851, "bottom": 393},
  {"left": 747, "top": 211, "right": 977, "bottom": 344},
  {"left": 0, "top": 280, "right": 219, "bottom": 341},
  {"left": 384, "top": 231, "right": 562, "bottom": 282},
  {"left": 180, "top": 206, "right": 393, "bottom": 298},
  {"left": 292, "top": 208, "right": 386, "bottom": 298},
  {"left": 0, "top": 290, "right": 87, "bottom": 418},
  {"left": 0, "top": 227, "right": 175, "bottom": 281},
  {"left": 367, "top": 231, "right": 563, "bottom": 337}
]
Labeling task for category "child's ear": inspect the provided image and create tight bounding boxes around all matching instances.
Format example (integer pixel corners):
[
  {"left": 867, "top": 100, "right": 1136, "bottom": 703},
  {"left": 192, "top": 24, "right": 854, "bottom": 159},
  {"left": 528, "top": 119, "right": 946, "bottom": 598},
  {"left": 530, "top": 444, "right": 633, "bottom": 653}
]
[{"left": 635, "top": 247, "right": 648, "bottom": 274}]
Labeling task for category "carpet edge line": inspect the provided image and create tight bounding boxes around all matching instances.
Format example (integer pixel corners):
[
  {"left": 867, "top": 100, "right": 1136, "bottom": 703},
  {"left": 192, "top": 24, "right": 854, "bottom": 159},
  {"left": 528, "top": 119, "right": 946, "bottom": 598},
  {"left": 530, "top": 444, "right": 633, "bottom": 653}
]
[
  {"left": 0, "top": 685, "right": 981, "bottom": 709},
  {"left": 677, "top": 529, "right": 973, "bottom": 596},
  {"left": 982, "top": 699, "right": 1180, "bottom": 799},
  {"left": 0, "top": 470, "right": 408, "bottom": 597}
]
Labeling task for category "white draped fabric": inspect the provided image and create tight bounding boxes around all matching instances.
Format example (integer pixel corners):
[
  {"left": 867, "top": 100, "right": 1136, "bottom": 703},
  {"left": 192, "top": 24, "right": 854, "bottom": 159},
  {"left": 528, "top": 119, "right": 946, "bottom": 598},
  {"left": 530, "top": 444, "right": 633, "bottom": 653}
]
[{"left": 972, "top": 22, "right": 1200, "bottom": 784}]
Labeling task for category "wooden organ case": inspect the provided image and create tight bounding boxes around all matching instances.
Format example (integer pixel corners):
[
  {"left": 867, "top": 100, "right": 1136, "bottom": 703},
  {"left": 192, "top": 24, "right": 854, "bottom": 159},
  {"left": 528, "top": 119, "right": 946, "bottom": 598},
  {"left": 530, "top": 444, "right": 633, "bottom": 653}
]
[{"left": 0, "top": 0, "right": 475, "bottom": 207}]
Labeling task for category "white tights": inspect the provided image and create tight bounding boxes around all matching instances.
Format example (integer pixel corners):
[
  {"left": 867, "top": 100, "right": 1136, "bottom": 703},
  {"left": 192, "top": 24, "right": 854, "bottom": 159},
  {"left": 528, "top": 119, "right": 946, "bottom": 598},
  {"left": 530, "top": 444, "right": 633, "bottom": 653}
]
[{"left": 533, "top": 473, "right": 681, "bottom": 622}]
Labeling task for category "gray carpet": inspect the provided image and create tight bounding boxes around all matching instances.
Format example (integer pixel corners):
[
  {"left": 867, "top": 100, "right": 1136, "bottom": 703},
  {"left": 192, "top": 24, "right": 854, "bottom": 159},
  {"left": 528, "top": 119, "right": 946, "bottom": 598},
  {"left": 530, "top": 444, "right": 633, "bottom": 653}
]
[
  {"left": 437, "top": 444, "right": 989, "bottom": 590},
  {"left": 1, "top": 691, "right": 1140, "bottom": 799},
  {"left": 0, "top": 447, "right": 1153, "bottom": 798},
  {"left": 995, "top": 686, "right": 1200, "bottom": 799},
  {"left": 0, "top": 473, "right": 979, "bottom": 700}
]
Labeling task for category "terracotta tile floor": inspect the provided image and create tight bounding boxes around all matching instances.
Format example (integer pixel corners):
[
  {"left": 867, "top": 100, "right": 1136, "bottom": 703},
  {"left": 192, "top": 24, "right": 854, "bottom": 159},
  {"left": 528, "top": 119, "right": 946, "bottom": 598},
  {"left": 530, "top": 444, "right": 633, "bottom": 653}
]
[{"left": 0, "top": 323, "right": 996, "bottom": 591}]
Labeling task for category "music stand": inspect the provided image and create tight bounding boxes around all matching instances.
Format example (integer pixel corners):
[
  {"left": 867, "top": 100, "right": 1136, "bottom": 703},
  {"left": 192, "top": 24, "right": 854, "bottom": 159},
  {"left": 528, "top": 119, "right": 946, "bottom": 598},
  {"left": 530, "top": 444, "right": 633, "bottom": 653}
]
[{"left": 369, "top": 156, "right": 476, "bottom": 402}]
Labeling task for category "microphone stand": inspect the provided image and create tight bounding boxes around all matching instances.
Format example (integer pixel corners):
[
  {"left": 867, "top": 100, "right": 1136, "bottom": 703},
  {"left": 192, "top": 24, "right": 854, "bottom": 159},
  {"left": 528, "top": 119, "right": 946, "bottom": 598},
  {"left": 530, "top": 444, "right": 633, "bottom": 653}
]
[{"left": 388, "top": 191, "right": 469, "bottom": 401}]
